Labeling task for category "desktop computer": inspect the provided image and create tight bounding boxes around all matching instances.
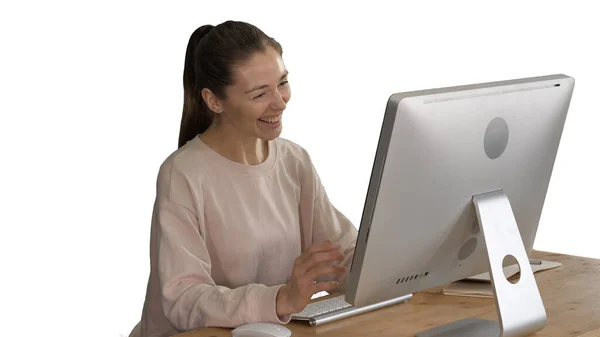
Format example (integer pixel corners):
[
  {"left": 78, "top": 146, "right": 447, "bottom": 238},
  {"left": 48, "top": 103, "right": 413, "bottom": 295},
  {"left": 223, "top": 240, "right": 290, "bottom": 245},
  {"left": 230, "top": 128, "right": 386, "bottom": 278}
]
[{"left": 343, "top": 74, "right": 575, "bottom": 336}]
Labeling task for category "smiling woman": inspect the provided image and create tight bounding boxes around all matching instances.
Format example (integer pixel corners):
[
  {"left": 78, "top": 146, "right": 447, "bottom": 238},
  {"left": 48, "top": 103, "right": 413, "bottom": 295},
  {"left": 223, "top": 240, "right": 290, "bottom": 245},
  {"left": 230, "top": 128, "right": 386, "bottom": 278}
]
[
  {"left": 178, "top": 21, "right": 290, "bottom": 166},
  {"left": 128, "top": 21, "right": 358, "bottom": 337},
  {"left": 199, "top": 48, "right": 290, "bottom": 154}
]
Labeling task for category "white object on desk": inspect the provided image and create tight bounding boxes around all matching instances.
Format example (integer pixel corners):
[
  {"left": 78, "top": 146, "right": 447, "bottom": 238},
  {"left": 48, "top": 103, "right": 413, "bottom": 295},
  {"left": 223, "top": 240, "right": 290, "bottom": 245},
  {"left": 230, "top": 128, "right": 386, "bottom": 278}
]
[
  {"left": 231, "top": 322, "right": 291, "bottom": 337},
  {"left": 444, "top": 260, "right": 563, "bottom": 299},
  {"left": 292, "top": 293, "right": 412, "bottom": 326}
]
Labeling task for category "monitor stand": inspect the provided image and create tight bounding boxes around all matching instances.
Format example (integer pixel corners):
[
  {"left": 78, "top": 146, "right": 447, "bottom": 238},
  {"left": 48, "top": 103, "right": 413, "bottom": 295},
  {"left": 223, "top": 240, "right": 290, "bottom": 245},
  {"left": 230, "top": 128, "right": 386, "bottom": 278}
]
[{"left": 416, "top": 190, "right": 547, "bottom": 337}]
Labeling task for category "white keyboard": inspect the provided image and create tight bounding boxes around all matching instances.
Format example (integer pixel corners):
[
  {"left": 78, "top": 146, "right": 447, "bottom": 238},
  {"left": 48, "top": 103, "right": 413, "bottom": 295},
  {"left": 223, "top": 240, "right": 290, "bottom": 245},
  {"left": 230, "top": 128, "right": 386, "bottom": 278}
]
[
  {"left": 295, "top": 295, "right": 353, "bottom": 318},
  {"left": 291, "top": 293, "right": 413, "bottom": 326}
]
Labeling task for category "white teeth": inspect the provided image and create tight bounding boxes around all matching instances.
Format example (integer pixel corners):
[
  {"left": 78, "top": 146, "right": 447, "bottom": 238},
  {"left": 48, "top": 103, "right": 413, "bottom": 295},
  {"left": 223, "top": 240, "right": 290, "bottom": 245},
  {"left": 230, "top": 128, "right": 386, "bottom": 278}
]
[{"left": 260, "top": 115, "right": 281, "bottom": 123}]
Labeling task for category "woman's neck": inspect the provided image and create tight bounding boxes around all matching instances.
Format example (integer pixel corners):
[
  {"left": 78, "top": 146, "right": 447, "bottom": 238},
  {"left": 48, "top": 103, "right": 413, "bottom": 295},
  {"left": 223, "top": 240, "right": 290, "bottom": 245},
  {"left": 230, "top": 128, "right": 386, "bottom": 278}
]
[{"left": 199, "top": 124, "right": 268, "bottom": 166}]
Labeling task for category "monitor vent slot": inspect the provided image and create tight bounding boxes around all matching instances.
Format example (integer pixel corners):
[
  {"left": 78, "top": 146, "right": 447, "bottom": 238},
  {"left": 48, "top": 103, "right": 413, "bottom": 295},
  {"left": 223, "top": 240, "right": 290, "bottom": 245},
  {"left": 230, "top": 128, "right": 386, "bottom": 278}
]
[{"left": 396, "top": 272, "right": 429, "bottom": 284}]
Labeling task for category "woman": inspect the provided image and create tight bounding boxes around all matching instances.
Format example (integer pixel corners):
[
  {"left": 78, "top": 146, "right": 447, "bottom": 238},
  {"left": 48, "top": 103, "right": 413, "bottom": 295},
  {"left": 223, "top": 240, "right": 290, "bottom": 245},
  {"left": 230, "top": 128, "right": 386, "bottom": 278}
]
[{"left": 130, "top": 20, "right": 358, "bottom": 337}]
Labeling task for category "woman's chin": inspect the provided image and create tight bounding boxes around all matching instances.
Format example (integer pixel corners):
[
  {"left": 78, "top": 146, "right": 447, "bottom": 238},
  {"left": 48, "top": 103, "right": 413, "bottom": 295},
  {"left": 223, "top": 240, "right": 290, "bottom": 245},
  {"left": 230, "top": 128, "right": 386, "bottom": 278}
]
[{"left": 257, "top": 124, "right": 282, "bottom": 140}]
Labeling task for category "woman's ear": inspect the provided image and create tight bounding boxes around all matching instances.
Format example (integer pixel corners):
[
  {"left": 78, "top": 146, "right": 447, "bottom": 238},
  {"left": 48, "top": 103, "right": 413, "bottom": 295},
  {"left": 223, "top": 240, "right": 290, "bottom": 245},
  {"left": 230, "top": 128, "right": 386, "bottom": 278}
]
[{"left": 201, "top": 88, "right": 224, "bottom": 114}]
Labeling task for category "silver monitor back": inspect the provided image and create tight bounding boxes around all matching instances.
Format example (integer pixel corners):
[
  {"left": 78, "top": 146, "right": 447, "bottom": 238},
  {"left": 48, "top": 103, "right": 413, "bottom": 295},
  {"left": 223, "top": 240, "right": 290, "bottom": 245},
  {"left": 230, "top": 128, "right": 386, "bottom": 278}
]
[{"left": 345, "top": 74, "right": 574, "bottom": 311}]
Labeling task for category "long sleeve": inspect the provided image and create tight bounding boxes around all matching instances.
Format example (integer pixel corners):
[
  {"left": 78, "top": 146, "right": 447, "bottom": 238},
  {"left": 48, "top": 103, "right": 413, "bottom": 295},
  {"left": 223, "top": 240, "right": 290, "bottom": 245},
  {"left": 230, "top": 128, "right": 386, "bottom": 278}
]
[
  {"left": 310, "top": 181, "right": 358, "bottom": 290},
  {"left": 136, "top": 137, "right": 356, "bottom": 337},
  {"left": 154, "top": 162, "right": 291, "bottom": 331},
  {"left": 297, "top": 149, "right": 358, "bottom": 290}
]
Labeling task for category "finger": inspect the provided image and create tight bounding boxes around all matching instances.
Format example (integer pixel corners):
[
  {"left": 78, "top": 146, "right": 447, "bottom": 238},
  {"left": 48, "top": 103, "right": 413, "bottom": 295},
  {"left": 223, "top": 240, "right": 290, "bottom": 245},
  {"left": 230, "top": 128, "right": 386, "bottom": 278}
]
[
  {"left": 295, "top": 251, "right": 344, "bottom": 277},
  {"left": 295, "top": 241, "right": 339, "bottom": 267},
  {"left": 304, "top": 250, "right": 344, "bottom": 269},
  {"left": 305, "top": 240, "right": 339, "bottom": 255},
  {"left": 310, "top": 280, "right": 340, "bottom": 294},
  {"left": 304, "top": 264, "right": 347, "bottom": 284}
]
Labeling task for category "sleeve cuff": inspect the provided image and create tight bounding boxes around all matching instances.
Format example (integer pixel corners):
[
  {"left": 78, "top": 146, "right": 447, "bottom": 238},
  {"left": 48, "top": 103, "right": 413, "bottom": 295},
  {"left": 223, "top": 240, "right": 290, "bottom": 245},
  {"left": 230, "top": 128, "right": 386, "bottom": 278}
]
[{"left": 254, "top": 284, "right": 292, "bottom": 324}]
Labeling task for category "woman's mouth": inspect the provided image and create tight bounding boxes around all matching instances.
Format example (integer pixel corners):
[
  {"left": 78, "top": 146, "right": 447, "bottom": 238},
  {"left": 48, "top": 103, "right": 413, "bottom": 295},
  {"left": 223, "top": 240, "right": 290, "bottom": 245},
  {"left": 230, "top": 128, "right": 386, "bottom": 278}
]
[
  {"left": 258, "top": 114, "right": 282, "bottom": 128},
  {"left": 258, "top": 115, "right": 281, "bottom": 124}
]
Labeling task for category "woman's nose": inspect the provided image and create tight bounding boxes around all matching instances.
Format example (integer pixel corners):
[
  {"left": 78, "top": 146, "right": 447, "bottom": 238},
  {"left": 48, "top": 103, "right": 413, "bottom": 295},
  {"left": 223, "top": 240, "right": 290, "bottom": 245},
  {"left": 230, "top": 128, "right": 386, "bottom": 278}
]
[{"left": 271, "top": 91, "right": 287, "bottom": 110}]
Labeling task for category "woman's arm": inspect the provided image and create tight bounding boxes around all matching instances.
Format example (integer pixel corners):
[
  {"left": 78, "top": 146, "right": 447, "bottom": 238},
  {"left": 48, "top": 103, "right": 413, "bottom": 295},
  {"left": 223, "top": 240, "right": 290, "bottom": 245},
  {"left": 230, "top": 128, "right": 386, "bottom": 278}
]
[
  {"left": 309, "top": 182, "right": 358, "bottom": 289},
  {"left": 154, "top": 163, "right": 291, "bottom": 331},
  {"left": 297, "top": 148, "right": 359, "bottom": 290}
]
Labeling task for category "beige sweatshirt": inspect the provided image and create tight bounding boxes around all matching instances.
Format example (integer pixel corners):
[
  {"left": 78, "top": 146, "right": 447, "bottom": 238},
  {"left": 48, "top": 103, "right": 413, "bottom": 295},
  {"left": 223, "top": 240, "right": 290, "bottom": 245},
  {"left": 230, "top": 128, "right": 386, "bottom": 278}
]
[{"left": 129, "top": 135, "right": 358, "bottom": 337}]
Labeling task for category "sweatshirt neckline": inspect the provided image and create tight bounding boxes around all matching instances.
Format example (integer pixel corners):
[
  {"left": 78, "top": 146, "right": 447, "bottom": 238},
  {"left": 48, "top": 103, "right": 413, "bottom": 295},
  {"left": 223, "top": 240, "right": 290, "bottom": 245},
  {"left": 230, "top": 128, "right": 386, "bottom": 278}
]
[{"left": 193, "top": 135, "right": 278, "bottom": 176}]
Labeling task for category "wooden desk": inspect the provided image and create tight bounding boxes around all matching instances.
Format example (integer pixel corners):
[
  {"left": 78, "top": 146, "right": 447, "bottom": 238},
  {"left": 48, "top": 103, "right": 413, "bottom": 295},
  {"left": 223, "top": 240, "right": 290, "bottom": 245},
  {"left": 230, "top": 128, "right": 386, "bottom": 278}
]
[
  {"left": 176, "top": 251, "right": 600, "bottom": 337},
  {"left": 580, "top": 329, "right": 600, "bottom": 337}
]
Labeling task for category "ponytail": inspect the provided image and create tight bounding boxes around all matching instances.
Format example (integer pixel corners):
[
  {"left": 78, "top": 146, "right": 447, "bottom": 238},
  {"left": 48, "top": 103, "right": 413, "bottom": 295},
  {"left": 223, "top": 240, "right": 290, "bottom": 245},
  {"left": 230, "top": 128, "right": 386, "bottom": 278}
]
[
  {"left": 177, "top": 21, "right": 284, "bottom": 148},
  {"left": 178, "top": 25, "right": 215, "bottom": 148}
]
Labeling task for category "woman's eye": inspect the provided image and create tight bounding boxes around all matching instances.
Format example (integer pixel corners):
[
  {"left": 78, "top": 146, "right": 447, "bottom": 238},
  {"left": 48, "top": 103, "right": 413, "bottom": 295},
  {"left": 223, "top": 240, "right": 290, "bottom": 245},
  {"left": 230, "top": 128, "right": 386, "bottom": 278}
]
[{"left": 252, "top": 81, "right": 288, "bottom": 99}]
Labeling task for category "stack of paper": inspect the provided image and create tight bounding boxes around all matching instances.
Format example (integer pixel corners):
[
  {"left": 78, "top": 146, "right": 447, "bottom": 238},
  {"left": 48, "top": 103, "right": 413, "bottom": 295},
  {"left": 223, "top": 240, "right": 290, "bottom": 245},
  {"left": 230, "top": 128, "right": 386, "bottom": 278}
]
[{"left": 443, "top": 260, "right": 562, "bottom": 298}]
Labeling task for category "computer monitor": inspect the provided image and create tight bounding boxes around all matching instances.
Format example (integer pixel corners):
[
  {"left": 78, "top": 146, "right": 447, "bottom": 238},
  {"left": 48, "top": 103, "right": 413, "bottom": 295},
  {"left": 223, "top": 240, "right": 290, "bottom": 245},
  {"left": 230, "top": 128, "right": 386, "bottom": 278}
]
[{"left": 345, "top": 74, "right": 575, "bottom": 337}]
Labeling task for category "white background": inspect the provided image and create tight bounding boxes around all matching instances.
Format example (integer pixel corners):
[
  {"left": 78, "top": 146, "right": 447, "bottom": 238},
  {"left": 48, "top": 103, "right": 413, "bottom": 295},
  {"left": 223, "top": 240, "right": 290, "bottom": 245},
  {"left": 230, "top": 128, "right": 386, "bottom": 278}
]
[{"left": 1, "top": 1, "right": 598, "bottom": 336}]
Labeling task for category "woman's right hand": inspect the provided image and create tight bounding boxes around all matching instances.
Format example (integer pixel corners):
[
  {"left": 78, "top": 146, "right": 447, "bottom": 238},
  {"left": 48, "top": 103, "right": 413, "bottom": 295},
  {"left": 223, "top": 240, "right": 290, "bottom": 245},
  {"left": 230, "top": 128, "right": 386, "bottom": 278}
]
[{"left": 276, "top": 240, "right": 347, "bottom": 316}]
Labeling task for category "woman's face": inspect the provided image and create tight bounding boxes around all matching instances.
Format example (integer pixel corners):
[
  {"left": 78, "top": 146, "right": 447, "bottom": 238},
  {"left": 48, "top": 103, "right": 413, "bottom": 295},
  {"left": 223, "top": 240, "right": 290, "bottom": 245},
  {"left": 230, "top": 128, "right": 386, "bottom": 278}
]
[{"left": 207, "top": 47, "right": 291, "bottom": 141}]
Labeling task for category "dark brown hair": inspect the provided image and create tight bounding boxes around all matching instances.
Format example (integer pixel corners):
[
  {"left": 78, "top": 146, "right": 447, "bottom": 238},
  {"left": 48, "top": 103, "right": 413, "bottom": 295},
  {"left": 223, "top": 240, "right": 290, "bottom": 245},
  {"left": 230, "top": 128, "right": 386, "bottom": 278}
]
[{"left": 178, "top": 21, "right": 283, "bottom": 148}]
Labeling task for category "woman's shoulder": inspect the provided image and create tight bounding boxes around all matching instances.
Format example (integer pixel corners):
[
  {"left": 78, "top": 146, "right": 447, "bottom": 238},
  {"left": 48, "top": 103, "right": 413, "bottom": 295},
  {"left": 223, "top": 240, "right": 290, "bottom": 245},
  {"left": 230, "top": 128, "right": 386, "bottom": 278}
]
[
  {"left": 274, "top": 137, "right": 320, "bottom": 185},
  {"left": 156, "top": 136, "right": 209, "bottom": 183},
  {"left": 275, "top": 136, "right": 313, "bottom": 164}
]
